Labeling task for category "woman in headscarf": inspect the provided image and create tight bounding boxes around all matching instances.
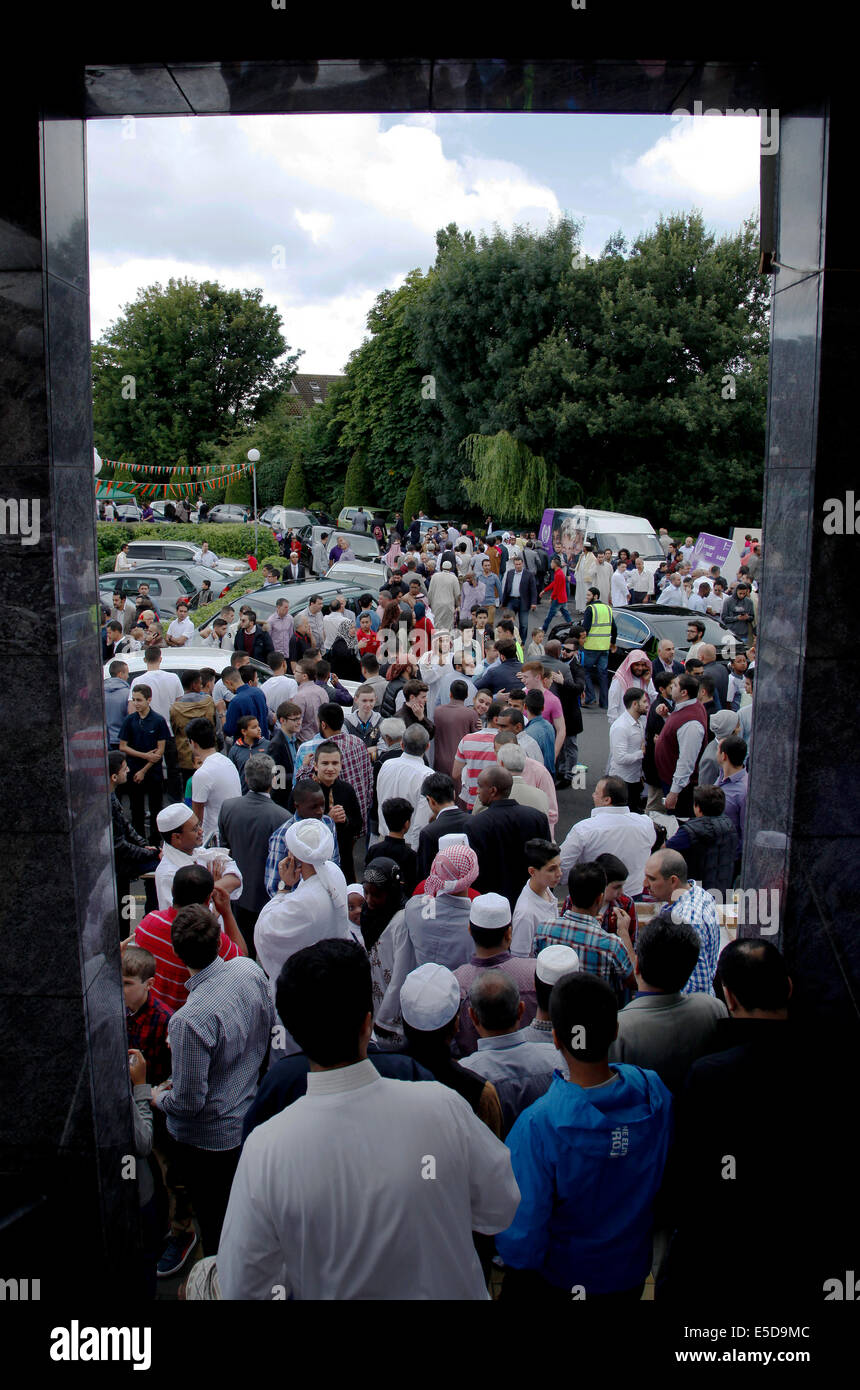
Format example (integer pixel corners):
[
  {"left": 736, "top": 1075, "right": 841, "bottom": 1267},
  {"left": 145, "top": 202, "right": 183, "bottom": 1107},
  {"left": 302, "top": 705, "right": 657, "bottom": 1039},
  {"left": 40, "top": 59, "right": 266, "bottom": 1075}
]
[
  {"left": 358, "top": 858, "right": 408, "bottom": 1018},
  {"left": 328, "top": 615, "right": 363, "bottom": 682},
  {"left": 607, "top": 648, "right": 653, "bottom": 725},
  {"left": 373, "top": 840, "right": 479, "bottom": 1031},
  {"left": 410, "top": 599, "right": 434, "bottom": 658},
  {"left": 288, "top": 614, "right": 314, "bottom": 668}
]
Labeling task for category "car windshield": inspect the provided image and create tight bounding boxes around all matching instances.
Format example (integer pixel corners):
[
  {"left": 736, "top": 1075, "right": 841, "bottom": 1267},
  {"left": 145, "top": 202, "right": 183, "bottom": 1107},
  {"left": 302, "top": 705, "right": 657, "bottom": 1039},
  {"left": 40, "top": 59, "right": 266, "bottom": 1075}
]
[
  {"left": 593, "top": 530, "right": 663, "bottom": 559},
  {"left": 643, "top": 613, "right": 737, "bottom": 648}
]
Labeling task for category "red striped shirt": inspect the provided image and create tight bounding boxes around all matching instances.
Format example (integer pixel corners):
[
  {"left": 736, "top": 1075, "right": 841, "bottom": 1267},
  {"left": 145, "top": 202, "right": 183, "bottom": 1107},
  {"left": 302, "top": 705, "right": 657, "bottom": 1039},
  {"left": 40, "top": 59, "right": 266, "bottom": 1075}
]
[
  {"left": 453, "top": 728, "right": 499, "bottom": 808},
  {"left": 134, "top": 908, "right": 240, "bottom": 1013}
]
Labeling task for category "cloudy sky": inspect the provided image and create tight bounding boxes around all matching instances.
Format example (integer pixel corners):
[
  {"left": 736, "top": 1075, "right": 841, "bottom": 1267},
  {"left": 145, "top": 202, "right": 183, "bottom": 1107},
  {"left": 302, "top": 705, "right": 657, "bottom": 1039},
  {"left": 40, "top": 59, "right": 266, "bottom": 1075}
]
[{"left": 86, "top": 111, "right": 761, "bottom": 375}]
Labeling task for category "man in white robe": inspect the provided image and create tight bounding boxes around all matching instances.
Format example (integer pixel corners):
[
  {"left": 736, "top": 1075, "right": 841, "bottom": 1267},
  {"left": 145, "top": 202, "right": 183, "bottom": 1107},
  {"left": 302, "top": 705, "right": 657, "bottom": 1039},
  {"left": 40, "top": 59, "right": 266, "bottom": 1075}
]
[
  {"left": 574, "top": 544, "right": 598, "bottom": 611},
  {"left": 217, "top": 938, "right": 520, "bottom": 1300}
]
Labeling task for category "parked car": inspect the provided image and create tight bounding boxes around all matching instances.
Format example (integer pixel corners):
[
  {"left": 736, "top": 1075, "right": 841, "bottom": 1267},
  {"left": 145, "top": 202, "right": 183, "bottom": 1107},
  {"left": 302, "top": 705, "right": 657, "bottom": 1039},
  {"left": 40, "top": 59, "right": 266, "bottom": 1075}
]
[
  {"left": 126, "top": 560, "right": 246, "bottom": 600},
  {"left": 260, "top": 506, "right": 318, "bottom": 532},
  {"left": 336, "top": 506, "right": 380, "bottom": 532},
  {"left": 325, "top": 560, "right": 389, "bottom": 592},
  {"left": 97, "top": 501, "right": 142, "bottom": 523},
  {"left": 125, "top": 539, "right": 249, "bottom": 576},
  {"left": 549, "top": 604, "right": 750, "bottom": 667},
  {"left": 297, "top": 526, "right": 381, "bottom": 573},
  {"left": 98, "top": 570, "right": 202, "bottom": 610},
  {"left": 103, "top": 646, "right": 360, "bottom": 697},
  {"left": 206, "top": 503, "right": 252, "bottom": 524},
  {"left": 220, "top": 578, "right": 368, "bottom": 639}
]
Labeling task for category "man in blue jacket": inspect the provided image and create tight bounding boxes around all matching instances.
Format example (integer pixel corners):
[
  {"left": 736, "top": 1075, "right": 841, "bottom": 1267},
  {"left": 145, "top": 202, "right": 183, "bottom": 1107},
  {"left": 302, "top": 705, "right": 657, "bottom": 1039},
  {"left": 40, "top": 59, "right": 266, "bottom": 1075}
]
[
  {"left": 224, "top": 667, "right": 270, "bottom": 739},
  {"left": 496, "top": 970, "right": 673, "bottom": 1301}
]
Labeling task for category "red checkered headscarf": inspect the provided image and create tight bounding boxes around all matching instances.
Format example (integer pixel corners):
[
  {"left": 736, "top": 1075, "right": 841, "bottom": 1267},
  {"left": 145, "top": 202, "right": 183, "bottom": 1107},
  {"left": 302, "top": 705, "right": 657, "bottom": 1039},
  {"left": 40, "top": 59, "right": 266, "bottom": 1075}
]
[{"left": 424, "top": 845, "right": 479, "bottom": 898}]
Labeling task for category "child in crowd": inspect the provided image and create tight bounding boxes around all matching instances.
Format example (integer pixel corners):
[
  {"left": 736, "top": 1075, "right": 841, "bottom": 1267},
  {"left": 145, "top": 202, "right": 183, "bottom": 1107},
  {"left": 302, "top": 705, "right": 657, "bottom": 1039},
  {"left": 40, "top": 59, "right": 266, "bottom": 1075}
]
[
  {"left": 122, "top": 946, "right": 173, "bottom": 1085},
  {"left": 366, "top": 796, "right": 419, "bottom": 896}
]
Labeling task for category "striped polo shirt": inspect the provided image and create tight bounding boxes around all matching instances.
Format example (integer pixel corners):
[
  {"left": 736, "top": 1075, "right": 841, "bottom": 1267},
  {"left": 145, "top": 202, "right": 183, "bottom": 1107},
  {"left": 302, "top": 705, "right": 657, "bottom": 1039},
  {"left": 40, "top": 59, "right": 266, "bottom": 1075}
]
[
  {"left": 134, "top": 907, "right": 240, "bottom": 1013},
  {"left": 453, "top": 727, "right": 499, "bottom": 808}
]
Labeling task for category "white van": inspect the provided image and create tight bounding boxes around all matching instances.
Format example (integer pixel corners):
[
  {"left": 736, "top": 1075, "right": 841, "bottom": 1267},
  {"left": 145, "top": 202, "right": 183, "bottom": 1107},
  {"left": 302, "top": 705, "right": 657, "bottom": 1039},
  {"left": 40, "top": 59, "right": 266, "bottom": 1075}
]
[{"left": 538, "top": 507, "right": 664, "bottom": 576}]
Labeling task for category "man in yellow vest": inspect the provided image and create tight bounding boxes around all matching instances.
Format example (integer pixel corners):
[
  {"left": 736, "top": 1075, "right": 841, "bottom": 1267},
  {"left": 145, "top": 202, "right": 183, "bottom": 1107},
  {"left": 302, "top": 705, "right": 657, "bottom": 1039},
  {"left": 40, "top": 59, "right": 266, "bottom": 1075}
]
[{"left": 581, "top": 585, "right": 617, "bottom": 710}]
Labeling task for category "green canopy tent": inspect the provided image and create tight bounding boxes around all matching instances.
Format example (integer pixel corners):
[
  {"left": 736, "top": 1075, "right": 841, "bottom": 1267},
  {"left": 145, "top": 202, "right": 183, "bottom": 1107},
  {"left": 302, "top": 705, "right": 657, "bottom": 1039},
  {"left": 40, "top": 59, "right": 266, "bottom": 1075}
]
[{"left": 95, "top": 480, "right": 135, "bottom": 502}]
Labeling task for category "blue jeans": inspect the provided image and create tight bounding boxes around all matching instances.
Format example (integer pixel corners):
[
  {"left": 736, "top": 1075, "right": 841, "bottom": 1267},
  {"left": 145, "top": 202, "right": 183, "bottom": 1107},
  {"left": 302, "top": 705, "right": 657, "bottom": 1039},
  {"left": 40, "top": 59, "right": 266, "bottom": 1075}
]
[
  {"left": 544, "top": 599, "right": 573, "bottom": 630},
  {"left": 582, "top": 649, "right": 609, "bottom": 707}
]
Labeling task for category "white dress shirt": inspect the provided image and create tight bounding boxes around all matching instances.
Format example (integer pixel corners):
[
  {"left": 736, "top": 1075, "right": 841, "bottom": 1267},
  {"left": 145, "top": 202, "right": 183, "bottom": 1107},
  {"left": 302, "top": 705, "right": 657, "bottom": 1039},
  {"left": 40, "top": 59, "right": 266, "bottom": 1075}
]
[
  {"left": 606, "top": 709, "right": 646, "bottom": 782},
  {"left": 658, "top": 583, "right": 687, "bottom": 606},
  {"left": 686, "top": 593, "right": 707, "bottom": 614},
  {"left": 263, "top": 674, "right": 299, "bottom": 718},
  {"left": 167, "top": 617, "right": 195, "bottom": 644},
  {"left": 199, "top": 550, "right": 219, "bottom": 568},
  {"left": 115, "top": 551, "right": 134, "bottom": 571},
  {"left": 129, "top": 669, "right": 183, "bottom": 728},
  {"left": 376, "top": 752, "right": 433, "bottom": 847},
  {"left": 610, "top": 567, "right": 630, "bottom": 607},
  {"left": 511, "top": 881, "right": 560, "bottom": 958},
  {"left": 323, "top": 611, "right": 350, "bottom": 649},
  {"left": 558, "top": 805, "right": 657, "bottom": 899},
  {"left": 217, "top": 1059, "right": 521, "bottom": 1300}
]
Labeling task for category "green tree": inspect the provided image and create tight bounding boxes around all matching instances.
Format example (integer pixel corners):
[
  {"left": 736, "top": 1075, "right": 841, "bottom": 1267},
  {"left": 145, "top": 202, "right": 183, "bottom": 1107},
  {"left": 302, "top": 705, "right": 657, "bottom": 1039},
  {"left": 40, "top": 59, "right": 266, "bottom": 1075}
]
[
  {"left": 282, "top": 457, "right": 308, "bottom": 508},
  {"left": 460, "top": 432, "right": 557, "bottom": 521},
  {"left": 343, "top": 449, "right": 370, "bottom": 506},
  {"left": 224, "top": 472, "right": 253, "bottom": 507},
  {"left": 92, "top": 277, "right": 301, "bottom": 472},
  {"left": 403, "top": 465, "right": 429, "bottom": 518},
  {"left": 337, "top": 269, "right": 439, "bottom": 511}
]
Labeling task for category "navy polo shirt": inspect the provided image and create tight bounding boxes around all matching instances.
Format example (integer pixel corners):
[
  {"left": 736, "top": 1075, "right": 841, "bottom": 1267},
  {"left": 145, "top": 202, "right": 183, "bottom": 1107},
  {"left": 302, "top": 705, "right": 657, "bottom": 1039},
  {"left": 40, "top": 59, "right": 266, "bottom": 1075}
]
[{"left": 118, "top": 709, "right": 170, "bottom": 778}]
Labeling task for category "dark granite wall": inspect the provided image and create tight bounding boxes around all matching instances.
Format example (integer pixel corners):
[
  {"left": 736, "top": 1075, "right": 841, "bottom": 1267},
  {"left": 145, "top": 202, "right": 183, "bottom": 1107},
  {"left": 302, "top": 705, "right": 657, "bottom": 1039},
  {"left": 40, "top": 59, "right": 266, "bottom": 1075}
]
[
  {"left": 744, "top": 107, "right": 860, "bottom": 1037},
  {"left": 0, "top": 113, "right": 138, "bottom": 1290}
]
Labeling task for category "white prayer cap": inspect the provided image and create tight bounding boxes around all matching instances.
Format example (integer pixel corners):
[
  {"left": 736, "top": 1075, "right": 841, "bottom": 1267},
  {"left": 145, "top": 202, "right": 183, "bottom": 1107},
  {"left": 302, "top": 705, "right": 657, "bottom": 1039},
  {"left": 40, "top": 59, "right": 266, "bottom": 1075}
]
[
  {"left": 286, "top": 818, "right": 335, "bottom": 865},
  {"left": 470, "top": 892, "right": 511, "bottom": 930},
  {"left": 438, "top": 832, "right": 469, "bottom": 852},
  {"left": 536, "top": 944, "right": 581, "bottom": 985},
  {"left": 346, "top": 883, "right": 365, "bottom": 899},
  {"left": 400, "top": 963, "right": 460, "bottom": 1030},
  {"left": 156, "top": 803, "right": 195, "bottom": 834},
  {"left": 442, "top": 560, "right": 453, "bottom": 570}
]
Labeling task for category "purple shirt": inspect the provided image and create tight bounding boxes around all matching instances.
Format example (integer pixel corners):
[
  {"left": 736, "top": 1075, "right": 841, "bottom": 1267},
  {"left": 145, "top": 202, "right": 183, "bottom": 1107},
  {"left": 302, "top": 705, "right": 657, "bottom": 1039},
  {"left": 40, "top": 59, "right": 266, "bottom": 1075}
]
[
  {"left": 717, "top": 768, "right": 748, "bottom": 850},
  {"left": 267, "top": 611, "right": 295, "bottom": 658},
  {"left": 453, "top": 951, "right": 537, "bottom": 1057}
]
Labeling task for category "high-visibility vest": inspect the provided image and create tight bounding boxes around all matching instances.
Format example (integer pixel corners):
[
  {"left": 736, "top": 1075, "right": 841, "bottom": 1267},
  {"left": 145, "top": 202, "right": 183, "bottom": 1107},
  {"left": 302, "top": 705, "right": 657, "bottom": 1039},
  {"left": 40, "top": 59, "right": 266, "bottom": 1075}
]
[{"left": 583, "top": 603, "right": 612, "bottom": 650}]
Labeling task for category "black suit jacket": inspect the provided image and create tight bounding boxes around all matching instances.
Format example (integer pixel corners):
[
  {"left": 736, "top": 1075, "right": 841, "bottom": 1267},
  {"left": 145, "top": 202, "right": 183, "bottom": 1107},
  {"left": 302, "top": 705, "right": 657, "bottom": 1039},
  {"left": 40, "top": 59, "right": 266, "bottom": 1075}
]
[
  {"left": 218, "top": 790, "right": 291, "bottom": 914},
  {"left": 283, "top": 564, "right": 307, "bottom": 583},
  {"left": 267, "top": 727, "right": 296, "bottom": 809},
  {"left": 466, "top": 799, "right": 551, "bottom": 909},
  {"left": 652, "top": 658, "right": 684, "bottom": 678},
  {"left": 501, "top": 568, "right": 537, "bottom": 610},
  {"left": 416, "top": 806, "right": 473, "bottom": 880}
]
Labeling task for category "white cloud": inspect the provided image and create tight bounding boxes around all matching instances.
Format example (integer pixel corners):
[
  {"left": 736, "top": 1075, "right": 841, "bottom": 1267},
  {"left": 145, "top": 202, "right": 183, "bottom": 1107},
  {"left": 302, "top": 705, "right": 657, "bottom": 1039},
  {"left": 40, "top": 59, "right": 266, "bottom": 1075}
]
[
  {"left": 236, "top": 114, "right": 560, "bottom": 236},
  {"left": 293, "top": 209, "right": 334, "bottom": 243},
  {"left": 619, "top": 116, "right": 760, "bottom": 219}
]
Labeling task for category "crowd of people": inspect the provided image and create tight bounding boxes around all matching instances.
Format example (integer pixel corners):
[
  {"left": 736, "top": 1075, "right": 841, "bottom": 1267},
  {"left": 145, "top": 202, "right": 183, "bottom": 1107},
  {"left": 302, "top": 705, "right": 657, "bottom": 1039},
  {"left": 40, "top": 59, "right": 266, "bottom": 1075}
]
[{"left": 104, "top": 517, "right": 820, "bottom": 1307}]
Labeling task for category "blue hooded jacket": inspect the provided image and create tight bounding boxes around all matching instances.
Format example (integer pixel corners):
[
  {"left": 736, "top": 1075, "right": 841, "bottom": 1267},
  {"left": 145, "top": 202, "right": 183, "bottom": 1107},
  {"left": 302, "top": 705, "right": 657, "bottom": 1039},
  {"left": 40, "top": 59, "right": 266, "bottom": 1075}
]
[{"left": 496, "top": 1065, "right": 673, "bottom": 1294}]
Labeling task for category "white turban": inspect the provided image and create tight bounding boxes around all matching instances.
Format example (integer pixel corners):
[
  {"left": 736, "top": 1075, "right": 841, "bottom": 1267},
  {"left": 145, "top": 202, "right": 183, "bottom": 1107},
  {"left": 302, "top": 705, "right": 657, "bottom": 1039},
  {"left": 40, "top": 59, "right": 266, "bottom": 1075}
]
[{"left": 285, "top": 818, "right": 344, "bottom": 908}]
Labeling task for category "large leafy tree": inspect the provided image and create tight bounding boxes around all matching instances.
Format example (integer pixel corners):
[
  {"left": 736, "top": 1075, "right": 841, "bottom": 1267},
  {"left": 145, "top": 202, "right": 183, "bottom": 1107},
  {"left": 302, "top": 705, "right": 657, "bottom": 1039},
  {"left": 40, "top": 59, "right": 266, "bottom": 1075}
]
[
  {"left": 407, "top": 213, "right": 767, "bottom": 531},
  {"left": 337, "top": 268, "right": 440, "bottom": 511},
  {"left": 92, "top": 277, "right": 301, "bottom": 472}
]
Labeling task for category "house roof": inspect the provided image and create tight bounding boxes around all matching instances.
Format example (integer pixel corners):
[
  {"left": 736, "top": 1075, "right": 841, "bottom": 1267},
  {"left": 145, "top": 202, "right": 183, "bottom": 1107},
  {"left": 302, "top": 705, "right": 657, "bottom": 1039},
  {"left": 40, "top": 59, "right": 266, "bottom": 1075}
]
[{"left": 288, "top": 373, "right": 345, "bottom": 411}]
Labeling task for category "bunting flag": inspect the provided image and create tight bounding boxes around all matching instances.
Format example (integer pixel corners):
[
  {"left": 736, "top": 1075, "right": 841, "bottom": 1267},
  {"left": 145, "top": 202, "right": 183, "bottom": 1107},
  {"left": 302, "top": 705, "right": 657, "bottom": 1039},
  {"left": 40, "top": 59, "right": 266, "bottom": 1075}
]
[
  {"left": 101, "top": 457, "right": 252, "bottom": 477},
  {"left": 97, "top": 454, "right": 256, "bottom": 500}
]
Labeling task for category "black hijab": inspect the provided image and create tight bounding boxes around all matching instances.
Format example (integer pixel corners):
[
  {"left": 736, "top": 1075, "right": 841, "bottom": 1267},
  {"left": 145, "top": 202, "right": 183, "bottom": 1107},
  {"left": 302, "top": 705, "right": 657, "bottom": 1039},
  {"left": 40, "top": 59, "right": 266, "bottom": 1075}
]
[{"left": 360, "top": 857, "right": 407, "bottom": 951}]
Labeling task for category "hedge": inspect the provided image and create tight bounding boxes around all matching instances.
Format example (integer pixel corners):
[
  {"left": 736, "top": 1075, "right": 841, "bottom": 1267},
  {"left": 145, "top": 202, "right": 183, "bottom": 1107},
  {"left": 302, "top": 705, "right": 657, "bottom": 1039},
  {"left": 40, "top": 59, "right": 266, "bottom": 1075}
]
[
  {"left": 191, "top": 554, "right": 289, "bottom": 628},
  {"left": 96, "top": 521, "right": 278, "bottom": 574}
]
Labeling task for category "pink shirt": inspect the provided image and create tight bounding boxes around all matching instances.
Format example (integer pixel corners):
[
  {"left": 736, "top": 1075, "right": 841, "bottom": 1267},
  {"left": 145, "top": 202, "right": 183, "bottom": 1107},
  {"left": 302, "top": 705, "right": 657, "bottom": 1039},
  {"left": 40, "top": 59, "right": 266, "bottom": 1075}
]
[
  {"left": 520, "top": 756, "right": 558, "bottom": 834},
  {"left": 540, "top": 689, "right": 563, "bottom": 724}
]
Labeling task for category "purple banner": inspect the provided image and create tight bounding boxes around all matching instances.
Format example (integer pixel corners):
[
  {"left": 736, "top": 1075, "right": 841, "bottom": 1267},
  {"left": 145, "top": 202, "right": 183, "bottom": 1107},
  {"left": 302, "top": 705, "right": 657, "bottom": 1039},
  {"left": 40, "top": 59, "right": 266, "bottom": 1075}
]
[
  {"left": 539, "top": 508, "right": 555, "bottom": 551},
  {"left": 692, "top": 532, "right": 733, "bottom": 569}
]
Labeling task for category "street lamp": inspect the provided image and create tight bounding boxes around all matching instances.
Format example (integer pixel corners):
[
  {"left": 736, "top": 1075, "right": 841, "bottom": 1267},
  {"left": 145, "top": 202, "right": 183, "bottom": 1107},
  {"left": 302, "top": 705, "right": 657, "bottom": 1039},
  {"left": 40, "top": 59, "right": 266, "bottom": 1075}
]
[{"left": 247, "top": 448, "right": 260, "bottom": 557}]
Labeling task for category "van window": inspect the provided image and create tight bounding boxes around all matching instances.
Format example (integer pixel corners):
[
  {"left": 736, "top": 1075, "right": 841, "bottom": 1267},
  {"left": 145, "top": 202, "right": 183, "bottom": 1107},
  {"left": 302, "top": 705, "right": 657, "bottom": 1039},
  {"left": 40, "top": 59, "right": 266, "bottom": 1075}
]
[
  {"left": 592, "top": 530, "right": 662, "bottom": 559},
  {"left": 130, "top": 543, "right": 160, "bottom": 558}
]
